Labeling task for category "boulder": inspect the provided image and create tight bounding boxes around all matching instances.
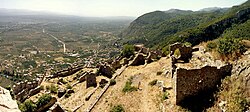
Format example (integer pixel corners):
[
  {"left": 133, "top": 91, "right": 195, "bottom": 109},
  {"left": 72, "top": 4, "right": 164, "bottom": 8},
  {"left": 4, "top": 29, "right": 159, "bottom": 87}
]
[{"left": 0, "top": 86, "right": 21, "bottom": 112}]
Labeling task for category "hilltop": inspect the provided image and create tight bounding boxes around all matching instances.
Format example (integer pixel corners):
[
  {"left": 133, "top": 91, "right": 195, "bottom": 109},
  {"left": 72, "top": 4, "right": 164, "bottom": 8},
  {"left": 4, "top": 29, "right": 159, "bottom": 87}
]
[{"left": 121, "top": 0, "right": 250, "bottom": 50}]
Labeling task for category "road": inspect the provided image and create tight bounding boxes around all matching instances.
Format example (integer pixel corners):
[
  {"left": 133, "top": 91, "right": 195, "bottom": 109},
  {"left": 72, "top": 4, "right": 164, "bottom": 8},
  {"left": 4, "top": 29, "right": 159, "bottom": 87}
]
[{"left": 43, "top": 29, "right": 66, "bottom": 53}]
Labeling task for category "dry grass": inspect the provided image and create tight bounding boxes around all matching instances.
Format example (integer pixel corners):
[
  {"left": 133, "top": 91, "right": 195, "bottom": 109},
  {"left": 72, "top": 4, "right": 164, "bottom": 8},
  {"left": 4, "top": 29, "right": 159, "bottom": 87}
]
[{"left": 92, "top": 57, "right": 175, "bottom": 112}]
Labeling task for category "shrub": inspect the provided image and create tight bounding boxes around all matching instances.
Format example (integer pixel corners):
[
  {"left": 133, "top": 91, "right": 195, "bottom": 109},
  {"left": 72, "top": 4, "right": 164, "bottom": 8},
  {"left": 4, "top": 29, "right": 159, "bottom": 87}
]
[
  {"left": 206, "top": 41, "right": 217, "bottom": 51},
  {"left": 217, "top": 37, "right": 243, "bottom": 55},
  {"left": 162, "top": 92, "right": 169, "bottom": 100},
  {"left": 66, "top": 84, "right": 72, "bottom": 89},
  {"left": 162, "top": 46, "right": 170, "bottom": 56},
  {"left": 65, "top": 93, "right": 71, "bottom": 98},
  {"left": 36, "top": 94, "right": 52, "bottom": 108},
  {"left": 156, "top": 71, "right": 163, "bottom": 75},
  {"left": 40, "top": 85, "right": 44, "bottom": 90},
  {"left": 184, "top": 42, "right": 192, "bottom": 47},
  {"left": 18, "top": 100, "right": 37, "bottom": 112},
  {"left": 110, "top": 104, "right": 125, "bottom": 112},
  {"left": 149, "top": 79, "right": 158, "bottom": 86},
  {"left": 121, "top": 44, "right": 135, "bottom": 58},
  {"left": 174, "top": 48, "right": 181, "bottom": 58},
  {"left": 110, "top": 79, "right": 116, "bottom": 86},
  {"left": 217, "top": 76, "right": 249, "bottom": 112},
  {"left": 50, "top": 84, "right": 57, "bottom": 93},
  {"left": 122, "top": 76, "right": 137, "bottom": 92},
  {"left": 45, "top": 85, "right": 50, "bottom": 91}
]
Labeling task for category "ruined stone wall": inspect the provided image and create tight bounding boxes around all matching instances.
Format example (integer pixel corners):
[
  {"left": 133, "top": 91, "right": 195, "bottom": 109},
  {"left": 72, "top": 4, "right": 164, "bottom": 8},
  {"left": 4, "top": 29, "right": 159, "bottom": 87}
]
[
  {"left": 13, "top": 81, "right": 39, "bottom": 95},
  {"left": 174, "top": 64, "right": 232, "bottom": 104},
  {"left": 50, "top": 66, "right": 83, "bottom": 78},
  {"left": 170, "top": 43, "right": 193, "bottom": 62}
]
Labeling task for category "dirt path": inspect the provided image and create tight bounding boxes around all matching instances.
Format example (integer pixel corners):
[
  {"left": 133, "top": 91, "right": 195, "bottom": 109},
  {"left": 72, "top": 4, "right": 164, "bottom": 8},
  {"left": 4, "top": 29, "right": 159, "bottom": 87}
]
[{"left": 142, "top": 80, "right": 149, "bottom": 112}]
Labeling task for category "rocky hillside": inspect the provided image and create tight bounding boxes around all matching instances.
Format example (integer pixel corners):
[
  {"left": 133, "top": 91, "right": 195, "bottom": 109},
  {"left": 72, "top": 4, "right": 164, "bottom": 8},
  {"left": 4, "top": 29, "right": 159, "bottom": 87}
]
[
  {"left": 0, "top": 86, "right": 20, "bottom": 112},
  {"left": 121, "top": 0, "right": 250, "bottom": 49},
  {"left": 121, "top": 9, "right": 226, "bottom": 47}
]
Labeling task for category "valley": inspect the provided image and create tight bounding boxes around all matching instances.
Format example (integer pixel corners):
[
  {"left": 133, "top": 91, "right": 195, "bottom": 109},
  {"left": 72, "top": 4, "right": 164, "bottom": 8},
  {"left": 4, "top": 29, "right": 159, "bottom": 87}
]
[{"left": 0, "top": 0, "right": 250, "bottom": 112}]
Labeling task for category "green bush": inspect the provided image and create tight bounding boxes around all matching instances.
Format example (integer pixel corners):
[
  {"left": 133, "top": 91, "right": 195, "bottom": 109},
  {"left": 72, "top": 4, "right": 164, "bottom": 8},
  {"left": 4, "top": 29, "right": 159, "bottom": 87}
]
[
  {"left": 217, "top": 37, "right": 242, "bottom": 55},
  {"left": 121, "top": 44, "right": 135, "bottom": 58},
  {"left": 162, "top": 46, "right": 170, "bottom": 56},
  {"left": 149, "top": 79, "right": 158, "bottom": 86},
  {"left": 122, "top": 77, "right": 137, "bottom": 92},
  {"left": 36, "top": 94, "right": 52, "bottom": 108},
  {"left": 45, "top": 85, "right": 50, "bottom": 91},
  {"left": 162, "top": 92, "right": 169, "bottom": 100},
  {"left": 65, "top": 93, "right": 71, "bottom": 98},
  {"left": 184, "top": 42, "right": 192, "bottom": 47},
  {"left": 156, "top": 71, "right": 163, "bottom": 75},
  {"left": 174, "top": 48, "right": 181, "bottom": 58},
  {"left": 18, "top": 100, "right": 37, "bottom": 112},
  {"left": 50, "top": 84, "right": 57, "bottom": 93},
  {"left": 110, "top": 104, "right": 125, "bottom": 112},
  {"left": 66, "top": 84, "right": 72, "bottom": 89},
  {"left": 110, "top": 79, "right": 116, "bottom": 86},
  {"left": 206, "top": 41, "right": 217, "bottom": 51}
]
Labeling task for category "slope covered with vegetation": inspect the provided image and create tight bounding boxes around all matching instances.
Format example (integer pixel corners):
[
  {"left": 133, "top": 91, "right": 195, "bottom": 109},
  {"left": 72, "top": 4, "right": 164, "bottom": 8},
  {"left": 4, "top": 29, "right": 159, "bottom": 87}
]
[
  {"left": 121, "top": 9, "right": 226, "bottom": 47},
  {"left": 122, "top": 0, "right": 250, "bottom": 50}
]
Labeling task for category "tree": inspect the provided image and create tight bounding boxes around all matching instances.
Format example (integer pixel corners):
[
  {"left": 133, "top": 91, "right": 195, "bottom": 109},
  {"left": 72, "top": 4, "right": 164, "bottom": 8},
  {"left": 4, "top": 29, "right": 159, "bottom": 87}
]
[
  {"left": 121, "top": 44, "right": 135, "bottom": 58},
  {"left": 36, "top": 94, "right": 52, "bottom": 108}
]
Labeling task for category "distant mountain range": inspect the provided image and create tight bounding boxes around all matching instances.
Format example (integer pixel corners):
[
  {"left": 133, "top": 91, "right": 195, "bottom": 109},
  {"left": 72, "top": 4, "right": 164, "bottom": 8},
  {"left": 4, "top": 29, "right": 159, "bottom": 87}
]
[{"left": 0, "top": 8, "right": 135, "bottom": 20}]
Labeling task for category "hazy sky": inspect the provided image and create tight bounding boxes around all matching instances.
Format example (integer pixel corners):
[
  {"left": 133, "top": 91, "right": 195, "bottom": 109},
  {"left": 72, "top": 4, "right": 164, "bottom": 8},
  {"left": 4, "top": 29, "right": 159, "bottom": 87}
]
[{"left": 0, "top": 0, "right": 247, "bottom": 17}]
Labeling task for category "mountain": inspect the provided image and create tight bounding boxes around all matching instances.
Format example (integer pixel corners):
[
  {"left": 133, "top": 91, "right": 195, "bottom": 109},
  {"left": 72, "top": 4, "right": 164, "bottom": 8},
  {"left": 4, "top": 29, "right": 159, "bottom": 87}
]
[
  {"left": 121, "top": 0, "right": 250, "bottom": 49},
  {"left": 121, "top": 8, "right": 226, "bottom": 47},
  {"left": 199, "top": 7, "right": 229, "bottom": 12}
]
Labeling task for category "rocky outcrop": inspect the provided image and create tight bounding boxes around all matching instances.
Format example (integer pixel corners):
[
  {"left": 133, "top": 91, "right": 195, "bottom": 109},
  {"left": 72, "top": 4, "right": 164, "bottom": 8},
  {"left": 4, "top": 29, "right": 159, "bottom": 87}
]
[
  {"left": 173, "top": 64, "right": 232, "bottom": 105},
  {"left": 0, "top": 86, "right": 20, "bottom": 112}
]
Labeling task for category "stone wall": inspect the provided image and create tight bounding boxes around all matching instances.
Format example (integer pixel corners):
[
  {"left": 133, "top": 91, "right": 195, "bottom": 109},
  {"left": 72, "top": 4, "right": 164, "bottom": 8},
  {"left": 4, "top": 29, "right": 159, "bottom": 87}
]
[
  {"left": 170, "top": 43, "right": 193, "bottom": 62},
  {"left": 174, "top": 64, "right": 232, "bottom": 104},
  {"left": 86, "top": 72, "right": 97, "bottom": 88},
  {"left": 13, "top": 80, "right": 39, "bottom": 95},
  {"left": 49, "top": 66, "right": 83, "bottom": 78}
]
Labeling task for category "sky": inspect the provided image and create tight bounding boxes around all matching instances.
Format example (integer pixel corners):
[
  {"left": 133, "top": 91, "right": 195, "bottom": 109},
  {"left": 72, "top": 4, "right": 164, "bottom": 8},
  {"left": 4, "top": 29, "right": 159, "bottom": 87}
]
[{"left": 0, "top": 0, "right": 248, "bottom": 17}]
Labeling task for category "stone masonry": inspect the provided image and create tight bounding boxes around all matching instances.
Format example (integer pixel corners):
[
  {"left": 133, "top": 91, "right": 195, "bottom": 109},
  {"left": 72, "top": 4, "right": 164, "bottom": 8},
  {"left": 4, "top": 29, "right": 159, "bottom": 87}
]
[{"left": 173, "top": 64, "right": 232, "bottom": 104}]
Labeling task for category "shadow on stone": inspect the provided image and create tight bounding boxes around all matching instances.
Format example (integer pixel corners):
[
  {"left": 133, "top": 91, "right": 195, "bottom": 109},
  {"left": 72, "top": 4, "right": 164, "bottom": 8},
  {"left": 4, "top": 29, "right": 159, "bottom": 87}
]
[{"left": 179, "top": 88, "right": 217, "bottom": 112}]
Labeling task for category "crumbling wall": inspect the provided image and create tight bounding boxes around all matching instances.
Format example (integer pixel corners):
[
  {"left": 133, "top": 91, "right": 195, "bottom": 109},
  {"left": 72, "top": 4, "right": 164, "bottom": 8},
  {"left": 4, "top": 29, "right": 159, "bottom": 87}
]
[
  {"left": 86, "top": 73, "right": 97, "bottom": 88},
  {"left": 49, "top": 66, "right": 83, "bottom": 78},
  {"left": 130, "top": 53, "right": 145, "bottom": 66},
  {"left": 170, "top": 43, "right": 193, "bottom": 62},
  {"left": 174, "top": 64, "right": 232, "bottom": 104},
  {"left": 98, "top": 64, "right": 114, "bottom": 78}
]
